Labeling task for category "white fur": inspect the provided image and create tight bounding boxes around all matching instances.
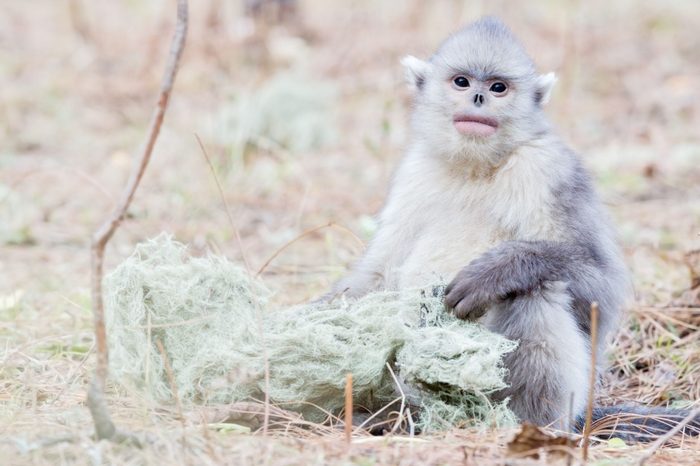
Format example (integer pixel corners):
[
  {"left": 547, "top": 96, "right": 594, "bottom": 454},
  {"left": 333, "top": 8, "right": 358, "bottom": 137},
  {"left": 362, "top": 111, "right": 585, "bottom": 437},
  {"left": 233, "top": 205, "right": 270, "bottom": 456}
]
[
  {"left": 330, "top": 16, "right": 628, "bottom": 427},
  {"left": 400, "top": 55, "right": 432, "bottom": 90},
  {"left": 338, "top": 136, "right": 575, "bottom": 293},
  {"left": 536, "top": 72, "right": 558, "bottom": 105}
]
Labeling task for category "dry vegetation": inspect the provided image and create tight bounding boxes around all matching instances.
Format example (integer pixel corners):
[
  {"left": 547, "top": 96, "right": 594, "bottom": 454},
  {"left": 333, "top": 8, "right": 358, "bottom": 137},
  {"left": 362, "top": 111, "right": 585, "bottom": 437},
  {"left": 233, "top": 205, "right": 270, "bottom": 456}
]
[{"left": 1, "top": 0, "right": 700, "bottom": 464}]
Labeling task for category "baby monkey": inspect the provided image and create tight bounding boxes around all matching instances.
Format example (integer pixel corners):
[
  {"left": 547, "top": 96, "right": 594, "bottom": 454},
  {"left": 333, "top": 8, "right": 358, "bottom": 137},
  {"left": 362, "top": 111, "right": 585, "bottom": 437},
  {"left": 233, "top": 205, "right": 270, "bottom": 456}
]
[{"left": 330, "top": 17, "right": 698, "bottom": 438}]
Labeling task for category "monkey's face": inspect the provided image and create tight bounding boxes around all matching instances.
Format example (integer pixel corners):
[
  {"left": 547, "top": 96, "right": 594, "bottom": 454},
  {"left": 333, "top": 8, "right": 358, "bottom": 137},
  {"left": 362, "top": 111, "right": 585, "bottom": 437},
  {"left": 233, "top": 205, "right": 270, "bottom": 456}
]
[
  {"left": 407, "top": 65, "right": 546, "bottom": 164},
  {"left": 401, "top": 18, "right": 557, "bottom": 165},
  {"left": 446, "top": 74, "right": 513, "bottom": 138}
]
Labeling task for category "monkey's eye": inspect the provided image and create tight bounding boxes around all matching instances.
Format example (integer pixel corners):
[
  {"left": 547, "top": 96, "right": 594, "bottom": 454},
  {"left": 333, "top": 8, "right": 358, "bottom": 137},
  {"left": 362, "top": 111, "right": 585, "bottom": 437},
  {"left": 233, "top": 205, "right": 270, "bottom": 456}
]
[
  {"left": 489, "top": 82, "right": 508, "bottom": 95},
  {"left": 452, "top": 76, "right": 470, "bottom": 89}
]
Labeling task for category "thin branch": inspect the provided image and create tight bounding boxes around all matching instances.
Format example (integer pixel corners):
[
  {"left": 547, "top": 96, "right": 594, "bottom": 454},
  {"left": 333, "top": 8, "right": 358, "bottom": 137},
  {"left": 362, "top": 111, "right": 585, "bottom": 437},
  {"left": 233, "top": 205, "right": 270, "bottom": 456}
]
[
  {"left": 256, "top": 221, "right": 364, "bottom": 277},
  {"left": 3, "top": 165, "right": 116, "bottom": 205},
  {"left": 637, "top": 407, "right": 700, "bottom": 466},
  {"left": 386, "top": 362, "right": 407, "bottom": 435},
  {"left": 353, "top": 396, "right": 402, "bottom": 434},
  {"left": 87, "top": 0, "right": 188, "bottom": 442},
  {"left": 344, "top": 373, "right": 353, "bottom": 445},
  {"left": 406, "top": 407, "right": 415, "bottom": 437},
  {"left": 259, "top": 310, "right": 271, "bottom": 435},
  {"left": 194, "top": 133, "right": 252, "bottom": 274},
  {"left": 155, "top": 338, "right": 188, "bottom": 455}
]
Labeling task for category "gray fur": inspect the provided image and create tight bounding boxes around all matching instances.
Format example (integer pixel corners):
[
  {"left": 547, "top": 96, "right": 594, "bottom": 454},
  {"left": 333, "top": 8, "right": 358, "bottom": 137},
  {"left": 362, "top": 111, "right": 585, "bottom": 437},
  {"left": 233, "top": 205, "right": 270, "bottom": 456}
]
[
  {"left": 576, "top": 406, "right": 700, "bottom": 442},
  {"left": 483, "top": 281, "right": 583, "bottom": 426},
  {"left": 445, "top": 240, "right": 606, "bottom": 327},
  {"left": 330, "top": 17, "right": 633, "bottom": 427}
]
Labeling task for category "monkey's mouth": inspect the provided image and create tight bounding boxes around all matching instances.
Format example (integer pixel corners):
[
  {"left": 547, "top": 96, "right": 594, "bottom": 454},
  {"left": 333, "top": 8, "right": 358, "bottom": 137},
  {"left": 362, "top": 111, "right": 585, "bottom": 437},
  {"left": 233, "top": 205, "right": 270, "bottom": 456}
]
[{"left": 453, "top": 115, "right": 499, "bottom": 137}]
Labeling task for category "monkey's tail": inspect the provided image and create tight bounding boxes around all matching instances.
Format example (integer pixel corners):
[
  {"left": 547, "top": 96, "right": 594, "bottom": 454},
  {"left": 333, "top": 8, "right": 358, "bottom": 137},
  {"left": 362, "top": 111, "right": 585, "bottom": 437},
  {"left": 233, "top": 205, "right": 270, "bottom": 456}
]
[{"left": 574, "top": 405, "right": 700, "bottom": 443}]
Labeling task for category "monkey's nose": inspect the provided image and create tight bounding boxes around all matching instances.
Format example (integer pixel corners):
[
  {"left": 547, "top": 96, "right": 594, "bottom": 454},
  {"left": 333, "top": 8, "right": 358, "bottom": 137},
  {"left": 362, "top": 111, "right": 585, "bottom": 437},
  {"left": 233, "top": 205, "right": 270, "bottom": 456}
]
[{"left": 473, "top": 93, "right": 485, "bottom": 107}]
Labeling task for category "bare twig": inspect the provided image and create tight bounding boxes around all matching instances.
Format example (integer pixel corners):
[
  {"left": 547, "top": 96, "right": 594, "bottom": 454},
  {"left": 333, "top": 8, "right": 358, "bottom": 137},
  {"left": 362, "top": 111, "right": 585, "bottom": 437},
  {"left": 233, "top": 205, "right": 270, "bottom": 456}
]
[
  {"left": 87, "top": 0, "right": 188, "bottom": 442},
  {"left": 155, "top": 338, "right": 188, "bottom": 454},
  {"left": 386, "top": 362, "right": 407, "bottom": 435},
  {"left": 261, "top": 317, "right": 271, "bottom": 435},
  {"left": 353, "top": 396, "right": 402, "bottom": 433},
  {"left": 256, "top": 221, "right": 364, "bottom": 277},
  {"left": 194, "top": 133, "right": 251, "bottom": 274},
  {"left": 582, "top": 302, "right": 599, "bottom": 461},
  {"left": 247, "top": 293, "right": 271, "bottom": 435},
  {"left": 345, "top": 373, "right": 353, "bottom": 445},
  {"left": 3, "top": 165, "right": 115, "bottom": 205},
  {"left": 406, "top": 407, "right": 415, "bottom": 437},
  {"left": 637, "top": 407, "right": 700, "bottom": 466}
]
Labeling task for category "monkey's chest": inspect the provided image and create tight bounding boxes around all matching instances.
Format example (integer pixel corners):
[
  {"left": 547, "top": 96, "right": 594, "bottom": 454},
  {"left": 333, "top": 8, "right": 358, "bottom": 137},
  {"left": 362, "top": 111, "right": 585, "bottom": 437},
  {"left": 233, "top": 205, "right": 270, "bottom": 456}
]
[
  {"left": 387, "top": 210, "right": 507, "bottom": 289},
  {"left": 381, "top": 154, "right": 565, "bottom": 290},
  {"left": 386, "top": 193, "right": 561, "bottom": 289}
]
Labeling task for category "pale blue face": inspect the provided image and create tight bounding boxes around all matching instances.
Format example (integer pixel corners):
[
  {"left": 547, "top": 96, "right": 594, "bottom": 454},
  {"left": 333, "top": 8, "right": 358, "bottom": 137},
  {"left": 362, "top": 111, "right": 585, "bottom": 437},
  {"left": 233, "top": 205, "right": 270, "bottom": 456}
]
[
  {"left": 444, "top": 71, "right": 514, "bottom": 138},
  {"left": 403, "top": 19, "right": 554, "bottom": 161}
]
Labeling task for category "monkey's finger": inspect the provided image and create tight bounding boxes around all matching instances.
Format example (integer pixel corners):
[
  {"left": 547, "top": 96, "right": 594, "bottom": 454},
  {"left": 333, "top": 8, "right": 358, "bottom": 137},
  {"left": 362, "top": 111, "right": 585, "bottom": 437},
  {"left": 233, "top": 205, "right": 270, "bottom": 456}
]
[
  {"left": 445, "top": 270, "right": 469, "bottom": 296},
  {"left": 443, "top": 286, "right": 465, "bottom": 309},
  {"left": 455, "top": 298, "right": 489, "bottom": 320},
  {"left": 454, "top": 299, "right": 479, "bottom": 320}
]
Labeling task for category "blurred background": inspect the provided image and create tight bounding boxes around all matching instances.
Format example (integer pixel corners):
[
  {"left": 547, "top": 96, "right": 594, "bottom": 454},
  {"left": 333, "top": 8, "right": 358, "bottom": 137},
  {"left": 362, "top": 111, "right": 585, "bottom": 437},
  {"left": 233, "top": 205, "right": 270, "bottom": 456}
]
[{"left": 1, "top": 0, "right": 699, "bottom": 417}]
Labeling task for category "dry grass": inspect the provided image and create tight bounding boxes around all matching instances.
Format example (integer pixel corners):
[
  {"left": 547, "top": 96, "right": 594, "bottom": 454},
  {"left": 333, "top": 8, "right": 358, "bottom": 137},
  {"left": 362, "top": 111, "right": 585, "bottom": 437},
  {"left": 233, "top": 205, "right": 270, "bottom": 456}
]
[{"left": 1, "top": 0, "right": 700, "bottom": 464}]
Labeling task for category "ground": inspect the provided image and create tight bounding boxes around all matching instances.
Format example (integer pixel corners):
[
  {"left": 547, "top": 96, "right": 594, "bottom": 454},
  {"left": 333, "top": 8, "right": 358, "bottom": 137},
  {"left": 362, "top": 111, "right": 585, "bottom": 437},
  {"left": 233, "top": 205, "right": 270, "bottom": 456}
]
[{"left": 1, "top": 0, "right": 699, "bottom": 464}]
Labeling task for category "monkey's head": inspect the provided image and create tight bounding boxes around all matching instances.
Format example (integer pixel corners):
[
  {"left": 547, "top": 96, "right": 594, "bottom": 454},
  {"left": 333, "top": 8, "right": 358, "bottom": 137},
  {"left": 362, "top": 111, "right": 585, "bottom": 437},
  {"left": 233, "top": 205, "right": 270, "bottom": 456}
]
[{"left": 402, "top": 17, "right": 556, "bottom": 166}]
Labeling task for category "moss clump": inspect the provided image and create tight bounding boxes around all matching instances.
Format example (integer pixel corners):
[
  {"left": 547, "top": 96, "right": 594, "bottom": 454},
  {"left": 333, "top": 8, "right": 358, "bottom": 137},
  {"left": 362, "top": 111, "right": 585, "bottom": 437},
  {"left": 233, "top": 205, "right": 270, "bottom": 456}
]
[{"left": 105, "top": 235, "right": 517, "bottom": 432}]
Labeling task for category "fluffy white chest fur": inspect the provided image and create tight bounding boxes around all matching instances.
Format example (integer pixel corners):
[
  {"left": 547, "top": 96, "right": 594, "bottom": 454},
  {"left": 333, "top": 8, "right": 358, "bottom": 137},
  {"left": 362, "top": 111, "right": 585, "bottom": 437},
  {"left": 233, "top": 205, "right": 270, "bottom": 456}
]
[{"left": 380, "top": 142, "right": 571, "bottom": 289}]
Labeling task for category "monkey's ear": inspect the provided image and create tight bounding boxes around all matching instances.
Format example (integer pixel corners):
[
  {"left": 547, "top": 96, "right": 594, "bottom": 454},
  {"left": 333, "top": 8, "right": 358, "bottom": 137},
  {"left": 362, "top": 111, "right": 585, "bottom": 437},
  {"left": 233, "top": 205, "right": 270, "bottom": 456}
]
[
  {"left": 400, "top": 55, "right": 431, "bottom": 91},
  {"left": 535, "top": 72, "right": 557, "bottom": 106}
]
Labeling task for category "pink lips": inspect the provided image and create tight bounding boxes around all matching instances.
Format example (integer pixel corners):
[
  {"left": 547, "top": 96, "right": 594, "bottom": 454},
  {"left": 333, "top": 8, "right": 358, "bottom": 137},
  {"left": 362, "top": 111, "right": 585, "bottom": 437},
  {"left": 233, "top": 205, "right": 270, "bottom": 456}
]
[{"left": 453, "top": 114, "right": 499, "bottom": 137}]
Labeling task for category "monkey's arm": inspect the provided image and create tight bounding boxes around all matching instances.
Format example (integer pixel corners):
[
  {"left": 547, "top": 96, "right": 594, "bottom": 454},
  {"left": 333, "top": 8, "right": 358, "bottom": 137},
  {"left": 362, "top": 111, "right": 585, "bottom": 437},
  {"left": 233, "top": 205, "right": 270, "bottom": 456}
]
[
  {"left": 330, "top": 245, "right": 386, "bottom": 299},
  {"left": 444, "top": 240, "right": 611, "bottom": 324},
  {"left": 328, "top": 218, "right": 411, "bottom": 299},
  {"left": 329, "top": 207, "right": 425, "bottom": 300}
]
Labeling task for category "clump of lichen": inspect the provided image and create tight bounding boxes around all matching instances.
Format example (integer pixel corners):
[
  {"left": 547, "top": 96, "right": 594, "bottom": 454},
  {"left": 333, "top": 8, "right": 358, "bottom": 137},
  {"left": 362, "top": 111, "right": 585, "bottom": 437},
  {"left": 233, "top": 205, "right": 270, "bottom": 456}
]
[{"left": 105, "top": 235, "right": 517, "bottom": 432}]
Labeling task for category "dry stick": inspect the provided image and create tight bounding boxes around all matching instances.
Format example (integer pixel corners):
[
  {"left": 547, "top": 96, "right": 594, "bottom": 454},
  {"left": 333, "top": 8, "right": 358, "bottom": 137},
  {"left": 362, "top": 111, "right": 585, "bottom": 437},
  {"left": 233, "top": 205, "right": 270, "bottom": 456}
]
[
  {"left": 405, "top": 408, "right": 415, "bottom": 437},
  {"left": 636, "top": 406, "right": 700, "bottom": 465},
  {"left": 386, "top": 363, "right": 407, "bottom": 435},
  {"left": 255, "top": 300, "right": 272, "bottom": 436},
  {"left": 4, "top": 165, "right": 116, "bottom": 205},
  {"left": 145, "top": 309, "right": 152, "bottom": 391},
  {"left": 86, "top": 0, "right": 188, "bottom": 443},
  {"left": 155, "top": 339, "right": 188, "bottom": 454},
  {"left": 582, "top": 302, "right": 599, "bottom": 461},
  {"left": 194, "top": 133, "right": 251, "bottom": 274},
  {"left": 256, "top": 222, "right": 330, "bottom": 277},
  {"left": 256, "top": 221, "right": 365, "bottom": 277},
  {"left": 353, "top": 396, "right": 403, "bottom": 433},
  {"left": 345, "top": 373, "right": 353, "bottom": 445}
]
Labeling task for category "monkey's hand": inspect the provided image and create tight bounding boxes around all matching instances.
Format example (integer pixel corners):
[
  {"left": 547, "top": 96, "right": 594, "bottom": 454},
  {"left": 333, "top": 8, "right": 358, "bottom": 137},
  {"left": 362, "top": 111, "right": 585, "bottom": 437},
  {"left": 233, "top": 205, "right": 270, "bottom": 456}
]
[
  {"left": 444, "top": 260, "right": 502, "bottom": 321},
  {"left": 444, "top": 242, "right": 553, "bottom": 320}
]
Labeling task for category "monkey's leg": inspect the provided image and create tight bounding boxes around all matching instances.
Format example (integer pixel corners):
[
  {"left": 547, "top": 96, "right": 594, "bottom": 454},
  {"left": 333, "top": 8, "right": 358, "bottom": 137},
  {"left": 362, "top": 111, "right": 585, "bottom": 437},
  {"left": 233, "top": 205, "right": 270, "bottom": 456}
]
[
  {"left": 444, "top": 239, "right": 622, "bottom": 354},
  {"left": 480, "top": 281, "right": 590, "bottom": 428}
]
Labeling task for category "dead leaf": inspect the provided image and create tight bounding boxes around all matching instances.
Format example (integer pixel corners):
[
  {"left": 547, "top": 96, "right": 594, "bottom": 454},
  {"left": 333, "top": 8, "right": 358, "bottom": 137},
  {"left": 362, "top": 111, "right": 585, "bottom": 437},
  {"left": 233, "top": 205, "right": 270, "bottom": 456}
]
[
  {"left": 507, "top": 423, "right": 576, "bottom": 460},
  {"left": 684, "top": 250, "right": 700, "bottom": 292},
  {"left": 675, "top": 250, "right": 700, "bottom": 307}
]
